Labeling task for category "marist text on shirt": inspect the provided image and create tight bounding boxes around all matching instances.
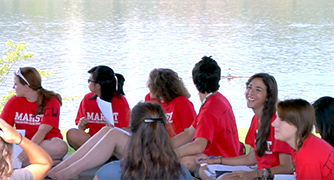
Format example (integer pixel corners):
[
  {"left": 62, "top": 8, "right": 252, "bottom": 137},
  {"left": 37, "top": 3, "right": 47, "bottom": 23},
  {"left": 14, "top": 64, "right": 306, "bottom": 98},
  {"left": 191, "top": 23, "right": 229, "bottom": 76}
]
[
  {"left": 14, "top": 107, "right": 59, "bottom": 125},
  {"left": 86, "top": 112, "right": 119, "bottom": 124}
]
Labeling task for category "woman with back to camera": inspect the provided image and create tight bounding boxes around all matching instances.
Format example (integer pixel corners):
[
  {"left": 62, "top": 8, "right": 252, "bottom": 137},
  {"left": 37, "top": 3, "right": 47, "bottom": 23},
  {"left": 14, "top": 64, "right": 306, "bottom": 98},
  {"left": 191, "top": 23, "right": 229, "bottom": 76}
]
[
  {"left": 0, "top": 118, "right": 52, "bottom": 180},
  {"left": 48, "top": 65, "right": 130, "bottom": 179},
  {"left": 197, "top": 73, "right": 293, "bottom": 180},
  {"left": 313, "top": 96, "right": 334, "bottom": 147},
  {"left": 272, "top": 99, "right": 334, "bottom": 179},
  {"left": 94, "top": 101, "right": 193, "bottom": 180},
  {"left": 66, "top": 65, "right": 130, "bottom": 150},
  {"left": 0, "top": 67, "right": 68, "bottom": 166},
  {"left": 145, "top": 68, "right": 196, "bottom": 137}
]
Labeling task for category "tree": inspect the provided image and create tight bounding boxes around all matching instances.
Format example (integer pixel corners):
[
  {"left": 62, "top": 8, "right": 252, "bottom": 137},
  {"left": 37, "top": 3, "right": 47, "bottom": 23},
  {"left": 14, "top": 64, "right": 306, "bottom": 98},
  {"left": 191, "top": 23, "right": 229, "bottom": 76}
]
[{"left": 0, "top": 40, "right": 34, "bottom": 111}]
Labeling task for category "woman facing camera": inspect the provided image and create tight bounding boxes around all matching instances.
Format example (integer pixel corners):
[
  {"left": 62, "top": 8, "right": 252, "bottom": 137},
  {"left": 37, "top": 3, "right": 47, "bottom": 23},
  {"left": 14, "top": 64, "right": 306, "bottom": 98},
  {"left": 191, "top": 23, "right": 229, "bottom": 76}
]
[
  {"left": 197, "top": 73, "right": 292, "bottom": 180},
  {"left": 94, "top": 102, "right": 192, "bottom": 180},
  {"left": 145, "top": 68, "right": 196, "bottom": 137},
  {"left": 272, "top": 99, "right": 334, "bottom": 179},
  {"left": 0, "top": 67, "right": 68, "bottom": 166}
]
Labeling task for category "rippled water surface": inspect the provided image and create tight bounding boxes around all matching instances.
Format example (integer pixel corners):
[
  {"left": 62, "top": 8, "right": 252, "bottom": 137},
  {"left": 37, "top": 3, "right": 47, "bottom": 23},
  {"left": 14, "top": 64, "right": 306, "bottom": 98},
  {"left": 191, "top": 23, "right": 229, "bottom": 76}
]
[{"left": 0, "top": 0, "right": 333, "bottom": 129}]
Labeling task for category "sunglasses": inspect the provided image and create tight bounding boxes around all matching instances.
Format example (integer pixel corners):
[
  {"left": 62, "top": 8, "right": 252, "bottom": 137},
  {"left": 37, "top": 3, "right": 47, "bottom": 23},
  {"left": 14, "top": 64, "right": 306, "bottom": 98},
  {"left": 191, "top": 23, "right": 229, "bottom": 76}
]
[
  {"left": 88, "top": 79, "right": 97, "bottom": 83},
  {"left": 15, "top": 68, "right": 30, "bottom": 86}
]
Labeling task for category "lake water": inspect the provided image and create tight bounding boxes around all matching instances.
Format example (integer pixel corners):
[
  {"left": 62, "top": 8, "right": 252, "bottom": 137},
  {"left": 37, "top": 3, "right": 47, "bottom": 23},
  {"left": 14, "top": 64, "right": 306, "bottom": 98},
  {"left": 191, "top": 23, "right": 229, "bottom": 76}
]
[{"left": 0, "top": 0, "right": 333, "bottom": 129}]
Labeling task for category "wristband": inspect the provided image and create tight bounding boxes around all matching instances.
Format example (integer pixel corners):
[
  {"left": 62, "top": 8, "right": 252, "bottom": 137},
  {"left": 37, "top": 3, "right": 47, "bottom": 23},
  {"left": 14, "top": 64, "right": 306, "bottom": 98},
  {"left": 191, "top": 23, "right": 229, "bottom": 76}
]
[
  {"left": 266, "top": 168, "right": 272, "bottom": 178},
  {"left": 16, "top": 133, "right": 23, "bottom": 145}
]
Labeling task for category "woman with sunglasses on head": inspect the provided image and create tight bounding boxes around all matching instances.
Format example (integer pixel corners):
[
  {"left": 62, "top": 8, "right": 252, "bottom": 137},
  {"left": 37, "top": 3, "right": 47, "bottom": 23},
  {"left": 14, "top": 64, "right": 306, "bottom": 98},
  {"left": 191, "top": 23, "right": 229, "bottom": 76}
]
[
  {"left": 0, "top": 67, "right": 68, "bottom": 167},
  {"left": 145, "top": 68, "right": 196, "bottom": 137},
  {"left": 197, "top": 73, "right": 293, "bottom": 180},
  {"left": 66, "top": 65, "right": 130, "bottom": 150},
  {"left": 272, "top": 99, "right": 334, "bottom": 179},
  {"left": 94, "top": 101, "right": 192, "bottom": 180}
]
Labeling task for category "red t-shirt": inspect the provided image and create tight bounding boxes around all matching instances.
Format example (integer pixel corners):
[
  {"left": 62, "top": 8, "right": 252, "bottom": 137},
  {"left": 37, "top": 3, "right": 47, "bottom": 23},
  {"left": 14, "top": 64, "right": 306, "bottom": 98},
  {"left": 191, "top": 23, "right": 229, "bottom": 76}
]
[
  {"left": 75, "top": 92, "right": 130, "bottom": 136},
  {"left": 245, "top": 114, "right": 292, "bottom": 169},
  {"left": 192, "top": 92, "right": 240, "bottom": 157},
  {"left": 145, "top": 93, "right": 196, "bottom": 137},
  {"left": 0, "top": 96, "right": 62, "bottom": 140},
  {"left": 294, "top": 134, "right": 334, "bottom": 179}
]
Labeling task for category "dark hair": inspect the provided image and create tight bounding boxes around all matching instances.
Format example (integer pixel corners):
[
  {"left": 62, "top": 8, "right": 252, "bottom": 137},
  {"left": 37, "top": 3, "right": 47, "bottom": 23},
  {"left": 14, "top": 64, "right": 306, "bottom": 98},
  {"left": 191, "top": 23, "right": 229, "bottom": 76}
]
[
  {"left": 16, "top": 67, "right": 62, "bottom": 115},
  {"left": 147, "top": 68, "right": 190, "bottom": 103},
  {"left": 121, "top": 102, "right": 184, "bottom": 180},
  {"left": 88, "top": 65, "right": 125, "bottom": 102},
  {"left": 277, "top": 99, "right": 314, "bottom": 150},
  {"left": 192, "top": 56, "right": 221, "bottom": 93},
  {"left": 246, "top": 73, "right": 278, "bottom": 157},
  {"left": 313, "top": 96, "right": 334, "bottom": 147},
  {"left": 0, "top": 139, "right": 13, "bottom": 178}
]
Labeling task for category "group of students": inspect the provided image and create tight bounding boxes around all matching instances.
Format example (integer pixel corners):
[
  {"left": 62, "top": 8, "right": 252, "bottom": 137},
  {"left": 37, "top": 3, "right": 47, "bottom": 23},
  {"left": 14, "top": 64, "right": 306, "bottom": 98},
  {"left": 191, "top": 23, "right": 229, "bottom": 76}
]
[{"left": 0, "top": 56, "right": 333, "bottom": 180}]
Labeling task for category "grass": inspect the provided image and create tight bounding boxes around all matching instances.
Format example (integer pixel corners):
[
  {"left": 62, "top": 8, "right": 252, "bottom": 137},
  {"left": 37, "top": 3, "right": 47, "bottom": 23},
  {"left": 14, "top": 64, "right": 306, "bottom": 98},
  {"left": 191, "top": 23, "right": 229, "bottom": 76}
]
[{"left": 60, "top": 130, "right": 76, "bottom": 155}]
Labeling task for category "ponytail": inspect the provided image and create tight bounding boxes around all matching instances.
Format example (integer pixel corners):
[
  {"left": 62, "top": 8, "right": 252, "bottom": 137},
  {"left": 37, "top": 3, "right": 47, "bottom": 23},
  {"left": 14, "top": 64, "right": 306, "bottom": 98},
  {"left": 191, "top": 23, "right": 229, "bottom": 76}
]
[{"left": 35, "top": 87, "right": 62, "bottom": 116}]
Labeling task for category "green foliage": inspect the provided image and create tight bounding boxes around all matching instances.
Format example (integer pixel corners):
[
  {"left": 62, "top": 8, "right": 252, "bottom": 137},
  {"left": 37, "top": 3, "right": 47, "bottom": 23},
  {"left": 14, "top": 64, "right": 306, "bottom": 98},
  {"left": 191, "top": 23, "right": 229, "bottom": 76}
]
[
  {"left": 63, "top": 95, "right": 81, "bottom": 102},
  {"left": 0, "top": 40, "right": 34, "bottom": 83},
  {"left": 0, "top": 91, "right": 15, "bottom": 112}
]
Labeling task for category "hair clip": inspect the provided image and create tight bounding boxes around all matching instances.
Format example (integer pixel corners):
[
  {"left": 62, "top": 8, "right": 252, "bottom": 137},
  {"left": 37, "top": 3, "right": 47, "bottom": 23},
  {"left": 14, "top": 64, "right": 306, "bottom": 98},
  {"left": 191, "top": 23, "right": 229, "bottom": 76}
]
[{"left": 144, "top": 118, "right": 164, "bottom": 123}]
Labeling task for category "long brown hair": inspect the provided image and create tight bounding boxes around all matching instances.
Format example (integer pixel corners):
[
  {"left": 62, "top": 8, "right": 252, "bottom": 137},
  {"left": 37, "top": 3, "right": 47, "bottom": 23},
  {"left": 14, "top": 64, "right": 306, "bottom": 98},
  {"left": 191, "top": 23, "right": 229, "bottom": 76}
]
[
  {"left": 0, "top": 139, "right": 13, "bottom": 178},
  {"left": 277, "top": 99, "right": 314, "bottom": 150},
  {"left": 246, "top": 73, "right": 277, "bottom": 157},
  {"left": 147, "top": 68, "right": 190, "bottom": 103},
  {"left": 16, "top": 67, "right": 62, "bottom": 115},
  {"left": 121, "top": 102, "right": 184, "bottom": 180}
]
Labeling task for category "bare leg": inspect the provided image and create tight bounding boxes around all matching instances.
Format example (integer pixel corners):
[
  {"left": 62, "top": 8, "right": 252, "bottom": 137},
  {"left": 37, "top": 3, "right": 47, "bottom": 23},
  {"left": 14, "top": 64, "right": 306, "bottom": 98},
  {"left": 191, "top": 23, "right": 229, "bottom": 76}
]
[
  {"left": 48, "top": 126, "right": 112, "bottom": 178},
  {"left": 181, "top": 155, "right": 199, "bottom": 173},
  {"left": 53, "top": 129, "right": 129, "bottom": 180},
  {"left": 22, "top": 138, "right": 68, "bottom": 167},
  {"left": 66, "top": 128, "right": 91, "bottom": 150},
  {"left": 39, "top": 138, "right": 68, "bottom": 166}
]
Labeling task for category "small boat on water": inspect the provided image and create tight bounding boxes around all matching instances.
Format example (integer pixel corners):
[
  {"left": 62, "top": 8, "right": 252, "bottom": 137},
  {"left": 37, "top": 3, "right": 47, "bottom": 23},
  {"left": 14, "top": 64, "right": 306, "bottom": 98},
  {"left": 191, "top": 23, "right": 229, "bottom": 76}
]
[{"left": 221, "top": 75, "right": 249, "bottom": 79}]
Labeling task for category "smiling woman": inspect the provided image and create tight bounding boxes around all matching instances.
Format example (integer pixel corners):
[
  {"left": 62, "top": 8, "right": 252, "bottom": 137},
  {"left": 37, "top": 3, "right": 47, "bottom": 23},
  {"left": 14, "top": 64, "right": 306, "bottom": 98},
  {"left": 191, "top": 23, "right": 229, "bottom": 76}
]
[{"left": 198, "top": 73, "right": 293, "bottom": 180}]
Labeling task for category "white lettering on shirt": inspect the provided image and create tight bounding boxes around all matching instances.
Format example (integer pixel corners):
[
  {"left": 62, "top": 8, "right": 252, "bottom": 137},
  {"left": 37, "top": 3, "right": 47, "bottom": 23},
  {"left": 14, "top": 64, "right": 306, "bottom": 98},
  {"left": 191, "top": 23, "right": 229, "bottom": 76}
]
[
  {"left": 265, "top": 141, "right": 273, "bottom": 154},
  {"left": 166, "top": 112, "right": 173, "bottom": 123},
  {"left": 86, "top": 112, "right": 120, "bottom": 124},
  {"left": 14, "top": 112, "right": 43, "bottom": 125}
]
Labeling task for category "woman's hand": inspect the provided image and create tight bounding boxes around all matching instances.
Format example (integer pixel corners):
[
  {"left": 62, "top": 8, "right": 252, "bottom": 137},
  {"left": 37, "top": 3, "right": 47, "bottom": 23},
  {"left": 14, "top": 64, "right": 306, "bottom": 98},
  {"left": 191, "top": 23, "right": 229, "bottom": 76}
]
[
  {"left": 78, "top": 117, "right": 88, "bottom": 130},
  {"left": 196, "top": 154, "right": 222, "bottom": 164},
  {"left": 231, "top": 170, "right": 256, "bottom": 180},
  {"left": 0, "top": 118, "right": 21, "bottom": 144}
]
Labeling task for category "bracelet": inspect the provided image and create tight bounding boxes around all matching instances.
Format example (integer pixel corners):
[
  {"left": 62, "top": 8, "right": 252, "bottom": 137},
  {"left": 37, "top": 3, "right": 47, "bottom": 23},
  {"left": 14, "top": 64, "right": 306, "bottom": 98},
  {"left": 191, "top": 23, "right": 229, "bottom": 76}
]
[
  {"left": 262, "top": 168, "right": 268, "bottom": 179},
  {"left": 16, "top": 133, "right": 23, "bottom": 145},
  {"left": 266, "top": 168, "right": 272, "bottom": 178}
]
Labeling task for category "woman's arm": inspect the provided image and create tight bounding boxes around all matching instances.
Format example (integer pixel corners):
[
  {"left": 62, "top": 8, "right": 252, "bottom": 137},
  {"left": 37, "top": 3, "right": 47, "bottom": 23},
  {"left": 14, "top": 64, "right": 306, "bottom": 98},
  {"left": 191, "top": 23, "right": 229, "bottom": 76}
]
[
  {"left": 0, "top": 118, "right": 52, "bottom": 180},
  {"left": 267, "top": 153, "right": 293, "bottom": 175},
  {"left": 196, "top": 148, "right": 257, "bottom": 166},
  {"left": 30, "top": 124, "right": 53, "bottom": 145}
]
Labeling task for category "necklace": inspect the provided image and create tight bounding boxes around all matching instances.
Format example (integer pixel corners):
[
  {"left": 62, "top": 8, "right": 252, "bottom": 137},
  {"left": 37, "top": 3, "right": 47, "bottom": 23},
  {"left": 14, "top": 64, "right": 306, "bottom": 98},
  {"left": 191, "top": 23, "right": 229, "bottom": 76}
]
[{"left": 201, "top": 92, "right": 216, "bottom": 105}]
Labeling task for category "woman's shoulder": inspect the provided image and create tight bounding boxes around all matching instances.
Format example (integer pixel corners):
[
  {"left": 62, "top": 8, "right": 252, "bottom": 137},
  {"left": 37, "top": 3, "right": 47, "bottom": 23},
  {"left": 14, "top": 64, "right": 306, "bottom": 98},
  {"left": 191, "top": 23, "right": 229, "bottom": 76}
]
[
  {"left": 8, "top": 168, "right": 33, "bottom": 180},
  {"left": 6, "top": 95, "right": 26, "bottom": 104}
]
